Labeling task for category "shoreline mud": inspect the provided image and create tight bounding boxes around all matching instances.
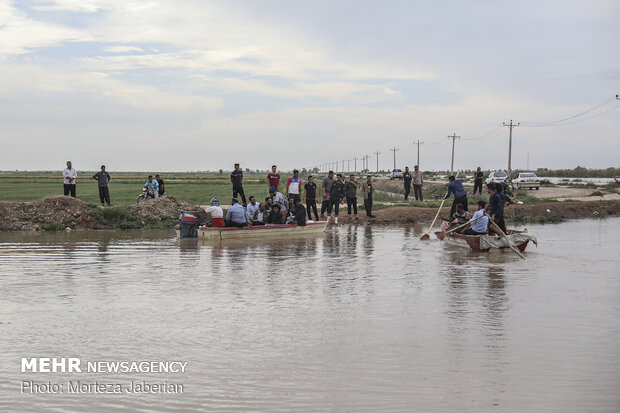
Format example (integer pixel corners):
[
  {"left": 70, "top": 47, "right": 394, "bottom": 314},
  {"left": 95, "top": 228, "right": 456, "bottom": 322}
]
[{"left": 0, "top": 196, "right": 618, "bottom": 232}]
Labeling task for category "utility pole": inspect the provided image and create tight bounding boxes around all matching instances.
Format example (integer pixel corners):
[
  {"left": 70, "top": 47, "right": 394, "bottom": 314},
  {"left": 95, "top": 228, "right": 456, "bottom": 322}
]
[
  {"left": 413, "top": 140, "right": 424, "bottom": 168},
  {"left": 354, "top": 157, "right": 357, "bottom": 172},
  {"left": 503, "top": 120, "right": 519, "bottom": 177},
  {"left": 347, "top": 159, "right": 350, "bottom": 172},
  {"left": 390, "top": 147, "right": 399, "bottom": 170},
  {"left": 363, "top": 155, "right": 370, "bottom": 172},
  {"left": 373, "top": 151, "right": 381, "bottom": 173},
  {"left": 342, "top": 160, "right": 345, "bottom": 171},
  {"left": 448, "top": 134, "right": 460, "bottom": 175}
]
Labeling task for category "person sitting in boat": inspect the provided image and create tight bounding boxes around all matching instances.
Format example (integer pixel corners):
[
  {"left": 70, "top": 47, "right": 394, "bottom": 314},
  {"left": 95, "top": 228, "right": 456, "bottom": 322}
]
[
  {"left": 463, "top": 201, "right": 489, "bottom": 236},
  {"left": 440, "top": 203, "right": 469, "bottom": 232},
  {"left": 268, "top": 204, "right": 283, "bottom": 224},
  {"left": 286, "top": 197, "right": 297, "bottom": 224},
  {"left": 251, "top": 203, "right": 268, "bottom": 226},
  {"left": 294, "top": 198, "right": 307, "bottom": 226},
  {"left": 487, "top": 183, "right": 513, "bottom": 234},
  {"left": 264, "top": 197, "right": 274, "bottom": 212},
  {"left": 246, "top": 195, "right": 260, "bottom": 222},
  {"left": 205, "top": 197, "right": 225, "bottom": 227},
  {"left": 225, "top": 198, "right": 249, "bottom": 227},
  {"left": 452, "top": 203, "right": 470, "bottom": 233},
  {"left": 444, "top": 175, "right": 468, "bottom": 218},
  {"left": 269, "top": 187, "right": 287, "bottom": 221}
]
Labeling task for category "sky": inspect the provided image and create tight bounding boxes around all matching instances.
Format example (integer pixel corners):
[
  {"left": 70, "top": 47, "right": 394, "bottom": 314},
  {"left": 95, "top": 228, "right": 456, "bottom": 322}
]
[{"left": 0, "top": 0, "right": 619, "bottom": 172}]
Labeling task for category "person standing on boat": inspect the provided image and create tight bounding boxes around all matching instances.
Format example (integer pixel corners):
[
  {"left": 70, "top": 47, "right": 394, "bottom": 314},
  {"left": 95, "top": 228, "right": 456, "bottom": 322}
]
[
  {"left": 320, "top": 170, "right": 334, "bottom": 219},
  {"left": 487, "top": 183, "right": 512, "bottom": 234},
  {"left": 267, "top": 165, "right": 280, "bottom": 193},
  {"left": 304, "top": 175, "right": 319, "bottom": 221},
  {"left": 230, "top": 163, "right": 247, "bottom": 206},
  {"left": 403, "top": 166, "right": 412, "bottom": 200},
  {"left": 412, "top": 165, "right": 424, "bottom": 201},
  {"left": 246, "top": 196, "right": 260, "bottom": 222},
  {"left": 63, "top": 160, "right": 77, "bottom": 198},
  {"left": 205, "top": 197, "right": 225, "bottom": 227},
  {"left": 445, "top": 175, "right": 468, "bottom": 218},
  {"left": 93, "top": 165, "right": 111, "bottom": 206},
  {"left": 473, "top": 167, "right": 484, "bottom": 195},
  {"left": 361, "top": 175, "right": 376, "bottom": 218},
  {"left": 286, "top": 169, "right": 303, "bottom": 203},
  {"left": 328, "top": 174, "right": 346, "bottom": 223},
  {"left": 345, "top": 174, "right": 359, "bottom": 220},
  {"left": 226, "top": 198, "right": 249, "bottom": 227},
  {"left": 463, "top": 201, "right": 489, "bottom": 235}
]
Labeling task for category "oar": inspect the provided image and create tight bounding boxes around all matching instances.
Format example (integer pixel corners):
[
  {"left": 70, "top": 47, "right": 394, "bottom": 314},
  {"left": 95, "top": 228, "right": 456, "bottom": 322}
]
[
  {"left": 420, "top": 198, "right": 445, "bottom": 240},
  {"left": 435, "top": 214, "right": 486, "bottom": 240},
  {"left": 486, "top": 213, "right": 526, "bottom": 259},
  {"left": 421, "top": 171, "right": 460, "bottom": 241}
]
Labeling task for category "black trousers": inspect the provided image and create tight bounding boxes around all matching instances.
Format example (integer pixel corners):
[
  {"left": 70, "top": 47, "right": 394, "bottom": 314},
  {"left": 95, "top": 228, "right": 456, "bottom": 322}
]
[
  {"left": 493, "top": 215, "right": 507, "bottom": 234},
  {"left": 404, "top": 183, "right": 411, "bottom": 200},
  {"left": 450, "top": 195, "right": 468, "bottom": 218},
  {"left": 364, "top": 194, "right": 373, "bottom": 216},
  {"left": 413, "top": 184, "right": 423, "bottom": 201},
  {"left": 346, "top": 197, "right": 357, "bottom": 215},
  {"left": 98, "top": 186, "right": 110, "bottom": 205},
  {"left": 328, "top": 198, "right": 340, "bottom": 216},
  {"left": 464, "top": 228, "right": 486, "bottom": 236},
  {"left": 227, "top": 221, "right": 248, "bottom": 227},
  {"left": 320, "top": 199, "right": 329, "bottom": 216},
  {"left": 306, "top": 199, "right": 318, "bottom": 220},
  {"left": 233, "top": 186, "right": 247, "bottom": 205},
  {"left": 63, "top": 184, "right": 76, "bottom": 198},
  {"left": 473, "top": 180, "right": 483, "bottom": 195}
]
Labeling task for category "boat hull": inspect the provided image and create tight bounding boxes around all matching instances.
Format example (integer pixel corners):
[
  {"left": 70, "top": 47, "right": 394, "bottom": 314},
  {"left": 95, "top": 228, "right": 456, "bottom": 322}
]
[
  {"left": 434, "top": 230, "right": 537, "bottom": 252},
  {"left": 176, "top": 221, "right": 328, "bottom": 240}
]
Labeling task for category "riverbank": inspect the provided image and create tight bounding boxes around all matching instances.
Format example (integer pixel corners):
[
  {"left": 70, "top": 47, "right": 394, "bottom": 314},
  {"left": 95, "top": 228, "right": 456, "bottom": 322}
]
[{"left": 1, "top": 196, "right": 619, "bottom": 231}]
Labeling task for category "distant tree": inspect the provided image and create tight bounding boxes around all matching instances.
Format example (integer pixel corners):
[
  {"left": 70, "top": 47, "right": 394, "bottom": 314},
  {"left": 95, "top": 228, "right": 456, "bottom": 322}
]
[
  {"left": 245, "top": 168, "right": 250, "bottom": 173},
  {"left": 219, "top": 169, "right": 223, "bottom": 174}
]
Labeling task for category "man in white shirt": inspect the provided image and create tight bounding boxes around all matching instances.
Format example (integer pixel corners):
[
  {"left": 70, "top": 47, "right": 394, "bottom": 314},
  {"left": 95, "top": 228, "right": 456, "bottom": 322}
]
[
  {"left": 246, "top": 196, "right": 260, "bottom": 221},
  {"left": 63, "top": 160, "right": 77, "bottom": 198}
]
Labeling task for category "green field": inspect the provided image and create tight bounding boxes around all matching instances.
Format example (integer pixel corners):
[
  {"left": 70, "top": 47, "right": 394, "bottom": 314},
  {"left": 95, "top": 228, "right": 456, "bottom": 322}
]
[{"left": 0, "top": 172, "right": 275, "bottom": 207}]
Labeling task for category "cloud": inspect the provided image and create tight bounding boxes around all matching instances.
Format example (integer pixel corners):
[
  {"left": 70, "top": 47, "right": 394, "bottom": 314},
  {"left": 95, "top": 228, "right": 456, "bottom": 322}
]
[
  {"left": 0, "top": 0, "right": 89, "bottom": 57},
  {"left": 103, "top": 45, "right": 144, "bottom": 53}
]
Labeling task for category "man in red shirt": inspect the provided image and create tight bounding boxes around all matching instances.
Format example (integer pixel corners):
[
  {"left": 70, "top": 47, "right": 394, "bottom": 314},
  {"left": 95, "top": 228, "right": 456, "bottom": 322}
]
[{"left": 267, "top": 165, "right": 280, "bottom": 193}]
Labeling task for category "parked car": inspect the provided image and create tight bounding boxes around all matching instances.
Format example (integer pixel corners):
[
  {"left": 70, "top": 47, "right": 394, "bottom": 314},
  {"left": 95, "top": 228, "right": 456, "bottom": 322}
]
[
  {"left": 512, "top": 172, "right": 540, "bottom": 190},
  {"left": 485, "top": 170, "right": 508, "bottom": 185},
  {"left": 390, "top": 169, "right": 403, "bottom": 180}
]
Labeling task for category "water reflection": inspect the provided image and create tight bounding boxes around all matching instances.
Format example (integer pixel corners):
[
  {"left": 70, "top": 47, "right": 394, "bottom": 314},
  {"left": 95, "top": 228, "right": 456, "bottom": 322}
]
[{"left": 1, "top": 220, "right": 619, "bottom": 412}]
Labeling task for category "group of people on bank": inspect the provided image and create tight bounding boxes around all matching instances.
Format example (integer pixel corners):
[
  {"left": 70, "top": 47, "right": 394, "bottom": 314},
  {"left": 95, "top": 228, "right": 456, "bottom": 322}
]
[{"left": 62, "top": 161, "right": 166, "bottom": 206}]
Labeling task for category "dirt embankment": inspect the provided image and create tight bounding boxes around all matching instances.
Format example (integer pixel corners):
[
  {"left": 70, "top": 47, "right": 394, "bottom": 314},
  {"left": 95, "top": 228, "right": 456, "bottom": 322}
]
[
  {"left": 0, "top": 196, "right": 202, "bottom": 231},
  {"left": 1, "top": 196, "right": 618, "bottom": 231},
  {"left": 0, "top": 196, "right": 105, "bottom": 231}
]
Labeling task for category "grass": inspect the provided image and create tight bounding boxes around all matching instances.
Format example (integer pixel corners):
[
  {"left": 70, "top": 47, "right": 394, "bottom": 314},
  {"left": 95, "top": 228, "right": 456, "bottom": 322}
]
[
  {"left": 0, "top": 172, "right": 275, "bottom": 207},
  {"left": 42, "top": 222, "right": 64, "bottom": 231},
  {"left": 589, "top": 191, "right": 605, "bottom": 197}
]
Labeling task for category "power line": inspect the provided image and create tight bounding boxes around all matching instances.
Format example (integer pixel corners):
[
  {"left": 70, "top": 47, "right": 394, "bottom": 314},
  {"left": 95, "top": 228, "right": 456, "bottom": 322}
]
[{"left": 522, "top": 95, "right": 618, "bottom": 126}]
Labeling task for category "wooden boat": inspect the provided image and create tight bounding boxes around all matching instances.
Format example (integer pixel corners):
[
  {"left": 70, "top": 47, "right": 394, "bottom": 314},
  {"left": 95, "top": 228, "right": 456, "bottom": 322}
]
[
  {"left": 176, "top": 221, "right": 328, "bottom": 240},
  {"left": 434, "top": 229, "right": 537, "bottom": 252}
]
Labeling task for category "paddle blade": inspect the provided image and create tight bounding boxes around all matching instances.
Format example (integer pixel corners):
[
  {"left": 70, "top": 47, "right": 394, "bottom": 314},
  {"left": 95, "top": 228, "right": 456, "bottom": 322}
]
[
  {"left": 435, "top": 232, "right": 446, "bottom": 241},
  {"left": 420, "top": 233, "right": 430, "bottom": 241}
]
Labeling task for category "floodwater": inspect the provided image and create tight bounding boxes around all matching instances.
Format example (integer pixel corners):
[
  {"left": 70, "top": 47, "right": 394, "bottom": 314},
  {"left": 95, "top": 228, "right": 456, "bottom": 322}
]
[{"left": 1, "top": 219, "right": 619, "bottom": 412}]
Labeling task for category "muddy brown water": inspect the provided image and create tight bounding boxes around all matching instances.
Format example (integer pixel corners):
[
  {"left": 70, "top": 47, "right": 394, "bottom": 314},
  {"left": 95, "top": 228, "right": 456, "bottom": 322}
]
[{"left": 1, "top": 219, "right": 619, "bottom": 412}]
